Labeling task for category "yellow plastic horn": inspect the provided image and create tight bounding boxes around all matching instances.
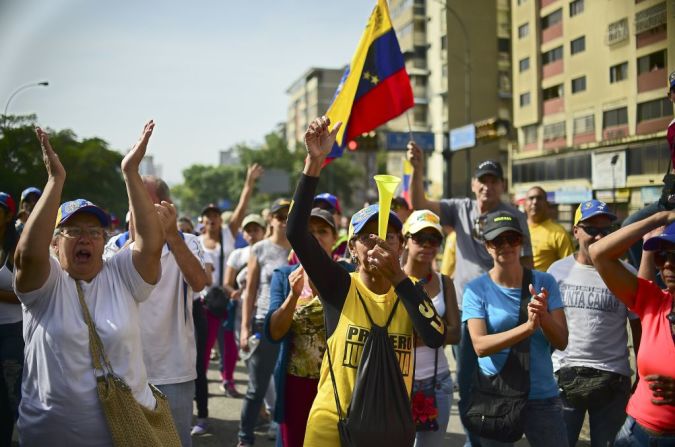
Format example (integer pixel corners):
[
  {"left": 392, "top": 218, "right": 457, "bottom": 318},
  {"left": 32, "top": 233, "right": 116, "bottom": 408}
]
[{"left": 374, "top": 174, "right": 402, "bottom": 239}]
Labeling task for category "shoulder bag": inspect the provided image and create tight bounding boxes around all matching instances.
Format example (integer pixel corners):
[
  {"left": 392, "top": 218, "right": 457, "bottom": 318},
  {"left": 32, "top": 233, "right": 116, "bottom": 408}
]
[
  {"left": 459, "top": 269, "right": 533, "bottom": 443},
  {"left": 76, "top": 282, "right": 181, "bottom": 447},
  {"left": 203, "top": 230, "right": 230, "bottom": 317}
]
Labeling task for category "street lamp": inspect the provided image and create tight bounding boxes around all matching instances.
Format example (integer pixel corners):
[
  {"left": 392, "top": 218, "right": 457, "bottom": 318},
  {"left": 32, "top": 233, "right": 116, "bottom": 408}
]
[{"left": 3, "top": 81, "right": 49, "bottom": 127}]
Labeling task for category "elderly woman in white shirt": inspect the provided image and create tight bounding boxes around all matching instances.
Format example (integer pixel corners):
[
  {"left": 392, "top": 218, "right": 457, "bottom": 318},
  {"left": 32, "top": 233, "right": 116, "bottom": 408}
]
[{"left": 13, "top": 122, "right": 165, "bottom": 446}]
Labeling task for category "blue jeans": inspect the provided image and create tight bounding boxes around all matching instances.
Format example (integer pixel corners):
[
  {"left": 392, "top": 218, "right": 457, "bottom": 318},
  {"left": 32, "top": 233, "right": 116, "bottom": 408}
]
[
  {"left": 413, "top": 371, "right": 453, "bottom": 447},
  {"left": 561, "top": 373, "right": 630, "bottom": 447},
  {"left": 238, "top": 321, "right": 281, "bottom": 444},
  {"left": 479, "top": 397, "right": 568, "bottom": 447},
  {"left": 156, "top": 380, "right": 195, "bottom": 447},
  {"left": 614, "top": 416, "right": 675, "bottom": 447}
]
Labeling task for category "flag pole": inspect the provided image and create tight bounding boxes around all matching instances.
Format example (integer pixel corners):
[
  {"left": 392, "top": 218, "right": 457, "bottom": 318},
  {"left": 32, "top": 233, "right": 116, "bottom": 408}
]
[{"left": 405, "top": 110, "right": 415, "bottom": 143}]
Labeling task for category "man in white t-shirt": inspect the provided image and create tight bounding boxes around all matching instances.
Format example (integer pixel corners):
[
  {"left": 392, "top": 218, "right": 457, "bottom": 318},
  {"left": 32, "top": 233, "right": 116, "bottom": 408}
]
[{"left": 548, "top": 200, "right": 641, "bottom": 447}]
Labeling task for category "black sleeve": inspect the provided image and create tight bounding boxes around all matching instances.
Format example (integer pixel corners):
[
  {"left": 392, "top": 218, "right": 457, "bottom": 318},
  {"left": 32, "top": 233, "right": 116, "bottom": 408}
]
[
  {"left": 395, "top": 278, "right": 446, "bottom": 348},
  {"left": 286, "top": 174, "right": 351, "bottom": 336}
]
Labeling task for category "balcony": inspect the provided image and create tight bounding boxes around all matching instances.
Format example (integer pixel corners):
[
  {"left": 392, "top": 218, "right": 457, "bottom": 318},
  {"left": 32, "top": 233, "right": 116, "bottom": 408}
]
[
  {"left": 543, "top": 59, "right": 564, "bottom": 79},
  {"left": 543, "top": 97, "right": 565, "bottom": 115},
  {"left": 542, "top": 22, "right": 563, "bottom": 44},
  {"left": 541, "top": 0, "right": 559, "bottom": 7},
  {"left": 636, "top": 24, "right": 667, "bottom": 48},
  {"left": 522, "top": 142, "right": 538, "bottom": 152},
  {"left": 636, "top": 116, "right": 671, "bottom": 135},
  {"left": 638, "top": 67, "right": 666, "bottom": 93},
  {"left": 543, "top": 137, "right": 566, "bottom": 151},
  {"left": 573, "top": 131, "right": 596, "bottom": 145},
  {"left": 602, "top": 125, "right": 629, "bottom": 141}
]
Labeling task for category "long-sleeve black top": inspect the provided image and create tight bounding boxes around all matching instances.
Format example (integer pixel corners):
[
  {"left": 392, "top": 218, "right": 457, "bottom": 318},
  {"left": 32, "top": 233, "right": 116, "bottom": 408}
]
[{"left": 286, "top": 173, "right": 445, "bottom": 348}]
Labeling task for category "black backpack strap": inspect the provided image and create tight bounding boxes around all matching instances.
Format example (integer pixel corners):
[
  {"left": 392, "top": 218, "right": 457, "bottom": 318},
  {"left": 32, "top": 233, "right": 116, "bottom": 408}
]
[
  {"left": 323, "top": 312, "right": 345, "bottom": 422},
  {"left": 355, "top": 288, "right": 376, "bottom": 327}
]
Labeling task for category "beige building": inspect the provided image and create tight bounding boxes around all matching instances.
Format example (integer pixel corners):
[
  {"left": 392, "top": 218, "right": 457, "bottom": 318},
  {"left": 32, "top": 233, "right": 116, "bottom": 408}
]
[
  {"left": 285, "top": 67, "right": 344, "bottom": 151},
  {"left": 511, "top": 0, "right": 673, "bottom": 223}
]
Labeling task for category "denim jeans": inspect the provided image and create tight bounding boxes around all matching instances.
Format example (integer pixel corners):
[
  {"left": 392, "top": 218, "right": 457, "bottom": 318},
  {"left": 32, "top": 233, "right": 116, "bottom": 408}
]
[
  {"left": 479, "top": 397, "right": 568, "bottom": 447},
  {"left": 413, "top": 371, "right": 453, "bottom": 447},
  {"left": 614, "top": 415, "right": 675, "bottom": 447},
  {"left": 0, "top": 321, "right": 23, "bottom": 446},
  {"left": 560, "top": 372, "right": 630, "bottom": 447},
  {"left": 157, "top": 380, "right": 195, "bottom": 447},
  {"left": 238, "top": 321, "right": 281, "bottom": 444}
]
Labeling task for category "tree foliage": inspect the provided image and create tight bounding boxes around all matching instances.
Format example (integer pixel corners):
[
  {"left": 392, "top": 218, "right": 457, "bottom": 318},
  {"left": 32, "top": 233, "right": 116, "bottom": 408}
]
[{"left": 1, "top": 115, "right": 128, "bottom": 218}]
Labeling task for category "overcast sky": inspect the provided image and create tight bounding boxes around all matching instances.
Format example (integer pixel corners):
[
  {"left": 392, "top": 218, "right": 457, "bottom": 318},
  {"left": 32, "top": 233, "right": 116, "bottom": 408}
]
[{"left": 0, "top": 0, "right": 375, "bottom": 183}]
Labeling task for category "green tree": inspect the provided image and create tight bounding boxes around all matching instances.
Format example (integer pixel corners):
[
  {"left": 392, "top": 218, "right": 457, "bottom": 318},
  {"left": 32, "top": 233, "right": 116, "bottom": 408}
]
[{"left": 1, "top": 115, "right": 128, "bottom": 219}]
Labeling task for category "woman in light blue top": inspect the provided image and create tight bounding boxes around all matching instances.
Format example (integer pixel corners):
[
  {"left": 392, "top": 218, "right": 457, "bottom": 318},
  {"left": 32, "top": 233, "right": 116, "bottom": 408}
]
[{"left": 462, "top": 210, "right": 568, "bottom": 447}]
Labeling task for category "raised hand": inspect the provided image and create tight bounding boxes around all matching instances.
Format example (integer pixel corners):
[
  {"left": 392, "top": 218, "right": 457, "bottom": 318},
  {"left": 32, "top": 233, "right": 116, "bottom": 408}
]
[
  {"left": 122, "top": 120, "right": 155, "bottom": 175},
  {"left": 245, "top": 163, "right": 264, "bottom": 185},
  {"left": 528, "top": 284, "right": 550, "bottom": 321},
  {"left": 366, "top": 236, "right": 406, "bottom": 285},
  {"left": 304, "top": 116, "right": 342, "bottom": 161},
  {"left": 406, "top": 141, "right": 424, "bottom": 171},
  {"left": 645, "top": 375, "right": 675, "bottom": 405},
  {"left": 288, "top": 266, "right": 305, "bottom": 299},
  {"left": 154, "top": 201, "right": 177, "bottom": 239},
  {"left": 35, "top": 127, "right": 66, "bottom": 180}
]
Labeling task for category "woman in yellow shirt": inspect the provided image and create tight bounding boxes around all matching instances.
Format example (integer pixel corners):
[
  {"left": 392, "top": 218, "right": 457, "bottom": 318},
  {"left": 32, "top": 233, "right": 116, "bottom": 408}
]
[{"left": 287, "top": 116, "right": 446, "bottom": 447}]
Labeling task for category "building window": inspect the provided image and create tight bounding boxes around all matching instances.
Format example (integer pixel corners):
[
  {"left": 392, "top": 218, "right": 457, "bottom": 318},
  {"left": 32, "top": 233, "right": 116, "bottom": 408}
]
[
  {"left": 637, "top": 98, "right": 672, "bottom": 122},
  {"left": 609, "top": 62, "right": 628, "bottom": 83},
  {"left": 571, "top": 76, "right": 586, "bottom": 93},
  {"left": 543, "top": 84, "right": 564, "bottom": 100},
  {"left": 440, "top": 35, "right": 447, "bottom": 51},
  {"left": 413, "top": 104, "right": 427, "bottom": 124},
  {"left": 520, "top": 92, "right": 531, "bottom": 107},
  {"left": 543, "top": 121, "right": 566, "bottom": 141},
  {"left": 412, "top": 76, "right": 427, "bottom": 87},
  {"left": 517, "top": 0, "right": 527, "bottom": 5},
  {"left": 570, "top": 36, "right": 585, "bottom": 55},
  {"left": 523, "top": 125, "right": 537, "bottom": 144},
  {"left": 573, "top": 114, "right": 594, "bottom": 134},
  {"left": 498, "top": 38, "right": 510, "bottom": 53},
  {"left": 607, "top": 18, "right": 629, "bottom": 46},
  {"left": 541, "top": 9, "right": 563, "bottom": 30},
  {"left": 637, "top": 49, "right": 667, "bottom": 75},
  {"left": 603, "top": 107, "right": 628, "bottom": 128},
  {"left": 569, "top": 0, "right": 584, "bottom": 17},
  {"left": 519, "top": 57, "right": 530, "bottom": 72},
  {"left": 542, "top": 46, "right": 563, "bottom": 65},
  {"left": 518, "top": 23, "right": 529, "bottom": 39}
]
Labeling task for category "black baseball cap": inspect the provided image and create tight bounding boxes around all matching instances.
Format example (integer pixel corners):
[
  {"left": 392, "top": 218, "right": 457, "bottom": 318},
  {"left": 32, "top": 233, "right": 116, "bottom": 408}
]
[
  {"left": 310, "top": 207, "right": 337, "bottom": 233},
  {"left": 474, "top": 160, "right": 504, "bottom": 180},
  {"left": 482, "top": 210, "right": 523, "bottom": 241},
  {"left": 200, "top": 203, "right": 221, "bottom": 216},
  {"left": 270, "top": 198, "right": 291, "bottom": 214}
]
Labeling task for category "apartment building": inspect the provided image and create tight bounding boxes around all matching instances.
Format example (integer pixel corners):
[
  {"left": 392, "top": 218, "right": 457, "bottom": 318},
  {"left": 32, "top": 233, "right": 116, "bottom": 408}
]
[{"left": 511, "top": 0, "right": 674, "bottom": 223}]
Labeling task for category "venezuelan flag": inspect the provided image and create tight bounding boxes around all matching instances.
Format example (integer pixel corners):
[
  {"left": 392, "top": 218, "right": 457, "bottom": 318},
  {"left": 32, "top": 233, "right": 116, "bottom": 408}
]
[
  {"left": 401, "top": 158, "right": 413, "bottom": 207},
  {"left": 325, "top": 0, "right": 414, "bottom": 162}
]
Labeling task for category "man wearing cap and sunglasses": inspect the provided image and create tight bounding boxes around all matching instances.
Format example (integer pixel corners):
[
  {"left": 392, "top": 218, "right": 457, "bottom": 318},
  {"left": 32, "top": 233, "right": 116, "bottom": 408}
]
[
  {"left": 621, "top": 70, "right": 675, "bottom": 270},
  {"left": 408, "top": 143, "right": 532, "bottom": 446},
  {"left": 548, "top": 199, "right": 641, "bottom": 446}
]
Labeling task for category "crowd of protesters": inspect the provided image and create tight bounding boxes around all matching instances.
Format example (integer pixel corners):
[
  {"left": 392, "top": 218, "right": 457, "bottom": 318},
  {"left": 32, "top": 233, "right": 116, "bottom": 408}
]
[{"left": 0, "top": 72, "right": 673, "bottom": 447}]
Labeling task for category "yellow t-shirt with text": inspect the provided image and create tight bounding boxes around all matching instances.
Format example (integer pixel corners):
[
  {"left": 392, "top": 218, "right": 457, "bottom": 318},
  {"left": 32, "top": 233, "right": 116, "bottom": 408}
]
[
  {"left": 303, "top": 272, "right": 414, "bottom": 447},
  {"left": 528, "top": 218, "right": 574, "bottom": 272}
]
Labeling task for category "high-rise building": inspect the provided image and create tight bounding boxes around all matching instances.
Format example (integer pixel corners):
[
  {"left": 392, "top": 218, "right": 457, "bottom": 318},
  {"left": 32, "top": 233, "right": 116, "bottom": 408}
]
[
  {"left": 285, "top": 67, "right": 344, "bottom": 151},
  {"left": 510, "top": 0, "right": 673, "bottom": 223}
]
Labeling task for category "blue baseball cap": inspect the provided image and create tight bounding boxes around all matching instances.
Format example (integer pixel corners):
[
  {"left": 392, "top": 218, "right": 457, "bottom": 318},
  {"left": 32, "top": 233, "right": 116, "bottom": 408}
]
[
  {"left": 0, "top": 192, "right": 16, "bottom": 217},
  {"left": 669, "top": 70, "right": 675, "bottom": 90},
  {"left": 314, "top": 193, "right": 342, "bottom": 214},
  {"left": 55, "top": 199, "right": 111, "bottom": 228},
  {"left": 348, "top": 204, "right": 402, "bottom": 240},
  {"left": 574, "top": 200, "right": 616, "bottom": 225},
  {"left": 644, "top": 222, "right": 675, "bottom": 251},
  {"left": 20, "top": 187, "right": 42, "bottom": 202}
]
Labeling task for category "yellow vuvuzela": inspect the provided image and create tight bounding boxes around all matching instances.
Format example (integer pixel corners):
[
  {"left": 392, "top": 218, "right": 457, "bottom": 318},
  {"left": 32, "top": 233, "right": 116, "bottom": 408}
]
[{"left": 374, "top": 174, "right": 401, "bottom": 239}]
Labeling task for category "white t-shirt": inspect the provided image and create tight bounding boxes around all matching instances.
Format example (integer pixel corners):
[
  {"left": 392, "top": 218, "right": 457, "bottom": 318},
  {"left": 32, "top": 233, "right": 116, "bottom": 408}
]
[
  {"left": 548, "top": 255, "right": 637, "bottom": 377},
  {"left": 251, "top": 239, "right": 290, "bottom": 321},
  {"left": 227, "top": 245, "right": 251, "bottom": 299},
  {"left": 15, "top": 250, "right": 156, "bottom": 446},
  {"left": 0, "top": 257, "right": 21, "bottom": 324},
  {"left": 415, "top": 273, "right": 450, "bottom": 380},
  {"left": 138, "top": 233, "right": 203, "bottom": 385},
  {"left": 200, "top": 228, "right": 235, "bottom": 289}
]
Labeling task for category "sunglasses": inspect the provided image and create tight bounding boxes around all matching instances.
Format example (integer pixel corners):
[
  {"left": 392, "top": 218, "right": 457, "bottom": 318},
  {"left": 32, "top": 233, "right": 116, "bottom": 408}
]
[
  {"left": 577, "top": 225, "right": 613, "bottom": 237},
  {"left": 487, "top": 233, "right": 523, "bottom": 248},
  {"left": 654, "top": 250, "right": 675, "bottom": 268},
  {"left": 408, "top": 232, "right": 443, "bottom": 247}
]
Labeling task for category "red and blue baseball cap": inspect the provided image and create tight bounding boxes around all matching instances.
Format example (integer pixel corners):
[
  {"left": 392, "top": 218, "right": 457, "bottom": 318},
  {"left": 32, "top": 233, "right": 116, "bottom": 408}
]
[
  {"left": 55, "top": 199, "right": 110, "bottom": 227},
  {"left": 348, "top": 204, "right": 402, "bottom": 240},
  {"left": 573, "top": 200, "right": 616, "bottom": 225},
  {"left": 669, "top": 70, "right": 675, "bottom": 90},
  {"left": 644, "top": 222, "right": 675, "bottom": 251},
  {"left": 314, "top": 193, "right": 342, "bottom": 214},
  {"left": 20, "top": 187, "right": 42, "bottom": 202},
  {"left": 0, "top": 192, "right": 16, "bottom": 217}
]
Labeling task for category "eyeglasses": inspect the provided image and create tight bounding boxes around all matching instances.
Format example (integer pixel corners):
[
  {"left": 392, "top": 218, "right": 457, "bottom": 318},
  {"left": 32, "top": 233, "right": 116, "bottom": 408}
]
[
  {"left": 653, "top": 250, "right": 675, "bottom": 268},
  {"left": 487, "top": 233, "right": 523, "bottom": 248},
  {"left": 59, "top": 226, "right": 106, "bottom": 240},
  {"left": 408, "top": 233, "right": 443, "bottom": 247},
  {"left": 577, "top": 225, "right": 613, "bottom": 237}
]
